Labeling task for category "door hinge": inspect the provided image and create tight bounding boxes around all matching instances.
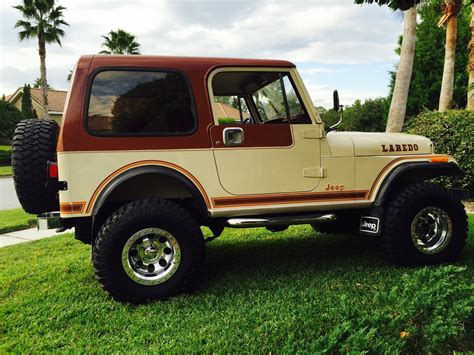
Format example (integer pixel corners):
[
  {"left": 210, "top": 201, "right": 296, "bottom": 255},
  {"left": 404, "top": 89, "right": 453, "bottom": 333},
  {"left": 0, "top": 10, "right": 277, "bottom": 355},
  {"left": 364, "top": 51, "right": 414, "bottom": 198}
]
[
  {"left": 302, "top": 129, "right": 324, "bottom": 139},
  {"left": 303, "top": 167, "right": 327, "bottom": 178}
]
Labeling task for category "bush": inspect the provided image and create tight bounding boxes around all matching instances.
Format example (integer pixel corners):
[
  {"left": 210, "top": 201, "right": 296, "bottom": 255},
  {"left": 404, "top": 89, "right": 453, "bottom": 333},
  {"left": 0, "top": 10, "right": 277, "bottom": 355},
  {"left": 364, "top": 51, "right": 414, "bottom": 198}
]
[
  {"left": 319, "top": 97, "right": 388, "bottom": 132},
  {"left": 407, "top": 110, "right": 474, "bottom": 194},
  {"left": 218, "top": 117, "right": 239, "bottom": 125},
  {"left": 0, "top": 146, "right": 11, "bottom": 165},
  {"left": 0, "top": 101, "right": 23, "bottom": 141},
  {"left": 311, "top": 266, "right": 473, "bottom": 353}
]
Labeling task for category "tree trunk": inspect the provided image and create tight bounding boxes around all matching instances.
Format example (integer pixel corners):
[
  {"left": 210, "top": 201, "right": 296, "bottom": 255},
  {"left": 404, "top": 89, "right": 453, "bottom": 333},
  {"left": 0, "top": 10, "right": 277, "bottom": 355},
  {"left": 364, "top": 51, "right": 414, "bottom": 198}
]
[
  {"left": 386, "top": 7, "right": 417, "bottom": 133},
  {"left": 439, "top": 13, "right": 458, "bottom": 111},
  {"left": 468, "top": 4, "right": 474, "bottom": 110},
  {"left": 38, "top": 33, "right": 49, "bottom": 119}
]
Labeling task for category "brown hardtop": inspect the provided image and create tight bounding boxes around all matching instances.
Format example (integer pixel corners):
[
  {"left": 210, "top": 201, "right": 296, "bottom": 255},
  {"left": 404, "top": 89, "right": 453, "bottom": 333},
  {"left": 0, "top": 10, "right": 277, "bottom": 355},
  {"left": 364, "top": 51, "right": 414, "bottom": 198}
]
[{"left": 84, "top": 54, "right": 296, "bottom": 72}]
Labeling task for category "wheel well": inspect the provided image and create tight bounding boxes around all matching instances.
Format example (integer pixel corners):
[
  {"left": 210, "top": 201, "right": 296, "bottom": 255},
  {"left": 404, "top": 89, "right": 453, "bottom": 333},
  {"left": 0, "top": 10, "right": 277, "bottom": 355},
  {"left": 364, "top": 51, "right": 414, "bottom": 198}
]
[
  {"left": 374, "top": 161, "right": 463, "bottom": 207},
  {"left": 84, "top": 166, "right": 209, "bottom": 244}
]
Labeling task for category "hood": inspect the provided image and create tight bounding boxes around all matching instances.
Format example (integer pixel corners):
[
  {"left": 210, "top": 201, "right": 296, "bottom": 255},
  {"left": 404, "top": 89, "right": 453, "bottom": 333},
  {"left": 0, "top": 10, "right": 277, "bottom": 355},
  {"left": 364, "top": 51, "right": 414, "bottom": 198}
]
[{"left": 327, "top": 132, "right": 433, "bottom": 157}]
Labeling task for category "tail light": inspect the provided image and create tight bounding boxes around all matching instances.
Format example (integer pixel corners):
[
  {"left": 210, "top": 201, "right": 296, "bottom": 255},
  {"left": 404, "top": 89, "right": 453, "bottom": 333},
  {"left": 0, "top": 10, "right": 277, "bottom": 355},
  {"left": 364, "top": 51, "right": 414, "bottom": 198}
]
[{"left": 47, "top": 161, "right": 58, "bottom": 179}]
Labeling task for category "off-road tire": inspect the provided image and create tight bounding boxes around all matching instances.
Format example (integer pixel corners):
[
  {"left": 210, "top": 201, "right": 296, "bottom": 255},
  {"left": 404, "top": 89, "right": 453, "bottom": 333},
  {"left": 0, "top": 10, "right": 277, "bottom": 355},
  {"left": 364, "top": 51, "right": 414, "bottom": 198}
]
[
  {"left": 11, "top": 119, "right": 59, "bottom": 214},
  {"left": 380, "top": 182, "right": 468, "bottom": 266},
  {"left": 93, "top": 199, "right": 205, "bottom": 303}
]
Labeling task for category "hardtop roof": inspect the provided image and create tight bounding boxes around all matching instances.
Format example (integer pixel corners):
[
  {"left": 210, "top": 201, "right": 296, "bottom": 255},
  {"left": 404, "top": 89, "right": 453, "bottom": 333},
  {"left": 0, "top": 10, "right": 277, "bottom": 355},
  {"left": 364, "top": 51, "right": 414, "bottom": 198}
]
[{"left": 83, "top": 54, "right": 296, "bottom": 71}]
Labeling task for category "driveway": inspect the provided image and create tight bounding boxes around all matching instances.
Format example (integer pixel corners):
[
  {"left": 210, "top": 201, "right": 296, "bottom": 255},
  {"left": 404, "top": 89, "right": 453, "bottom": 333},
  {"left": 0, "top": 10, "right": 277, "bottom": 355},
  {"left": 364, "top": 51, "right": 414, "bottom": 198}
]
[{"left": 0, "top": 177, "right": 21, "bottom": 210}]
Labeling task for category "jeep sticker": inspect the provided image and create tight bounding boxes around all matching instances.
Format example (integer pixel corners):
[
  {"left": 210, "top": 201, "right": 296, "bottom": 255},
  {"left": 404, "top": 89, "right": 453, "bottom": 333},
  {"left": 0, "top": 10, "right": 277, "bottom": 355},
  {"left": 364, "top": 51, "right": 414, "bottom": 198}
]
[{"left": 360, "top": 216, "right": 380, "bottom": 234}]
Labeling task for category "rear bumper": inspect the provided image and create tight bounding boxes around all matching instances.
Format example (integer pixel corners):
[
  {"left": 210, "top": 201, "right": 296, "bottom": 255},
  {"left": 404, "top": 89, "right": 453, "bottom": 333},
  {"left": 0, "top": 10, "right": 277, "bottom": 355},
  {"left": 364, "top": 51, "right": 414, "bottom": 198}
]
[{"left": 37, "top": 212, "right": 61, "bottom": 230}]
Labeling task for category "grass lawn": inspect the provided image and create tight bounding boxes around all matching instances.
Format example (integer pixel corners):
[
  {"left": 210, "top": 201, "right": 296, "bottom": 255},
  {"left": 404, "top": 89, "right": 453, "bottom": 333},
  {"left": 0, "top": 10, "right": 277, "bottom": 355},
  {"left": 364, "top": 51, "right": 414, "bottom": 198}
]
[
  {"left": 1, "top": 217, "right": 473, "bottom": 352},
  {"left": 0, "top": 208, "right": 36, "bottom": 234},
  {"left": 0, "top": 165, "right": 12, "bottom": 177}
]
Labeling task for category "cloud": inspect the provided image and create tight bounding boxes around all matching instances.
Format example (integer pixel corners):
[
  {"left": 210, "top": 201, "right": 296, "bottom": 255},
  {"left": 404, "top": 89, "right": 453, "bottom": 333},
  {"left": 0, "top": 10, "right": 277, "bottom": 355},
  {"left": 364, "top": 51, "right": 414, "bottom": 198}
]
[{"left": 0, "top": 0, "right": 401, "bottom": 106}]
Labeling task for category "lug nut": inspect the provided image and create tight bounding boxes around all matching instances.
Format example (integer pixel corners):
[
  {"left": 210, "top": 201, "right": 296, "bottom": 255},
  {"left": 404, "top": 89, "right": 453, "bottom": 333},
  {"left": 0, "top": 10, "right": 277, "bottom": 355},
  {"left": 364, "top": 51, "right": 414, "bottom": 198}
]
[
  {"left": 163, "top": 247, "right": 172, "bottom": 255},
  {"left": 159, "top": 259, "right": 167, "bottom": 267}
]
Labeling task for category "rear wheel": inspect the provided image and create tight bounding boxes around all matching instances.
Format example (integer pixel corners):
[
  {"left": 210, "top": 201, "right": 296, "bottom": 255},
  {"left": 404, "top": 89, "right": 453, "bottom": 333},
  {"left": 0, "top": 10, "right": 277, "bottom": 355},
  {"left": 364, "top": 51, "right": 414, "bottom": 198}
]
[
  {"left": 93, "top": 199, "right": 205, "bottom": 303},
  {"left": 380, "top": 182, "right": 468, "bottom": 266},
  {"left": 11, "top": 119, "right": 59, "bottom": 214}
]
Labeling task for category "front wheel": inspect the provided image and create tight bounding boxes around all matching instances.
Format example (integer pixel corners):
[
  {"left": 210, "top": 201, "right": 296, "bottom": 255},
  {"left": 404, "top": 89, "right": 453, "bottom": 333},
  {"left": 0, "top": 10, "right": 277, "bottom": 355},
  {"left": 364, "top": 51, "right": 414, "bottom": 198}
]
[
  {"left": 380, "top": 182, "right": 468, "bottom": 266},
  {"left": 92, "top": 199, "right": 204, "bottom": 303}
]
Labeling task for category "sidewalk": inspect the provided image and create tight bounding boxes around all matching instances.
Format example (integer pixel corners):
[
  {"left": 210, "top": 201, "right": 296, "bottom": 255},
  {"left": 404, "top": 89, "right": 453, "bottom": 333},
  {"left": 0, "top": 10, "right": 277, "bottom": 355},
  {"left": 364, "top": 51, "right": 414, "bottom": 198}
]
[{"left": 0, "top": 228, "right": 73, "bottom": 248}]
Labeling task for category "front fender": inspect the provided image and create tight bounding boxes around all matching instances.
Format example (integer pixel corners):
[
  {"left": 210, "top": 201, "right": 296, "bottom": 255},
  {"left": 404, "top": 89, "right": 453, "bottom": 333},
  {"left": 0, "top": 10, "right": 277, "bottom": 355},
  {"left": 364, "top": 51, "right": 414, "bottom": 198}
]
[{"left": 374, "top": 161, "right": 464, "bottom": 207}]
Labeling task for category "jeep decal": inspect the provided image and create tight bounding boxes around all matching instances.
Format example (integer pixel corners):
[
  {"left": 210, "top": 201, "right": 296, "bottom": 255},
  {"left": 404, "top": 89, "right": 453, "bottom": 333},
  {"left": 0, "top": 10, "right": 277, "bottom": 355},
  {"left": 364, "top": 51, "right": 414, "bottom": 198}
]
[{"left": 382, "top": 144, "right": 419, "bottom": 153}]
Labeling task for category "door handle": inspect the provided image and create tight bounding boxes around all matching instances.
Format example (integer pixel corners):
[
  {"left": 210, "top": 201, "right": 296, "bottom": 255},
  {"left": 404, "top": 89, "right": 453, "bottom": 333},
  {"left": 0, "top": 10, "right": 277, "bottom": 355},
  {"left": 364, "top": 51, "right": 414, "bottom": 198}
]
[{"left": 223, "top": 127, "right": 244, "bottom": 146}]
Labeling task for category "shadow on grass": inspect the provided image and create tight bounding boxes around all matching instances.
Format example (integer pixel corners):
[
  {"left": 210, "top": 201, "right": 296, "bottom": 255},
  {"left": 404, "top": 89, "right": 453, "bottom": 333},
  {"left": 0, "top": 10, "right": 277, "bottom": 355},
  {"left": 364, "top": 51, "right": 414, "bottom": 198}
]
[{"left": 200, "top": 228, "right": 384, "bottom": 291}]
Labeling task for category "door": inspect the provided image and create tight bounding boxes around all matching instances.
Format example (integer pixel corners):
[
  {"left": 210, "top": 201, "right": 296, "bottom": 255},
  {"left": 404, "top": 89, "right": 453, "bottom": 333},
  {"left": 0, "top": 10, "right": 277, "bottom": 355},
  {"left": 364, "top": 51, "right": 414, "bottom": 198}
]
[{"left": 209, "top": 68, "right": 322, "bottom": 196}]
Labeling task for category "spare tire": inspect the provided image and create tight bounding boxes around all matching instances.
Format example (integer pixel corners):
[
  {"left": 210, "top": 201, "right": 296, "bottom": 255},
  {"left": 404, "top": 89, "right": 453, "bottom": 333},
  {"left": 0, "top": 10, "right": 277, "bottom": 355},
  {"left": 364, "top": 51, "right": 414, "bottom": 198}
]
[{"left": 12, "top": 119, "right": 60, "bottom": 214}]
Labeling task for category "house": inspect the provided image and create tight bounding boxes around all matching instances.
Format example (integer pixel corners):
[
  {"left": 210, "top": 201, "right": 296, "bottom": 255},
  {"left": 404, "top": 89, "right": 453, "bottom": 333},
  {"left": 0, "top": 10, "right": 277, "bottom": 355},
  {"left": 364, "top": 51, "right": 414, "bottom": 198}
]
[
  {"left": 213, "top": 102, "right": 250, "bottom": 122},
  {"left": 7, "top": 87, "right": 67, "bottom": 124}
]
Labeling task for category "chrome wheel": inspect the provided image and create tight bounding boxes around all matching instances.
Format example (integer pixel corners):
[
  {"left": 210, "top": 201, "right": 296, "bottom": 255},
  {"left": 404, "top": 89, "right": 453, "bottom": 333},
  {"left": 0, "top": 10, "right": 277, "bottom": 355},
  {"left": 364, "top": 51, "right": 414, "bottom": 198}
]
[
  {"left": 410, "top": 206, "right": 452, "bottom": 255},
  {"left": 121, "top": 228, "right": 181, "bottom": 285}
]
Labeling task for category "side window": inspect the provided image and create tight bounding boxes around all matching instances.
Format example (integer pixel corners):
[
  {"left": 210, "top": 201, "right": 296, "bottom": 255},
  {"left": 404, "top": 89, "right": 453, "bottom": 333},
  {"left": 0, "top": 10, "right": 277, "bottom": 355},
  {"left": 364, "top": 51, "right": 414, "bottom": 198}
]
[
  {"left": 282, "top": 75, "right": 307, "bottom": 121},
  {"left": 211, "top": 71, "right": 311, "bottom": 125},
  {"left": 253, "top": 79, "right": 287, "bottom": 123},
  {"left": 87, "top": 70, "right": 196, "bottom": 135},
  {"left": 213, "top": 95, "right": 251, "bottom": 125}
]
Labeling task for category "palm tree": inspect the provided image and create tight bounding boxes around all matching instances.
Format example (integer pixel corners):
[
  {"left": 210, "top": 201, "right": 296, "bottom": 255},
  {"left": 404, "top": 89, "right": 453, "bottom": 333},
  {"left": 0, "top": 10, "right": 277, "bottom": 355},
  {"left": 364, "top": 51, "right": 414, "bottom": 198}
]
[
  {"left": 355, "top": 0, "right": 420, "bottom": 132},
  {"left": 468, "top": 3, "right": 474, "bottom": 109},
  {"left": 100, "top": 29, "right": 140, "bottom": 55},
  {"left": 438, "top": 0, "right": 463, "bottom": 111},
  {"left": 13, "top": 0, "right": 68, "bottom": 119},
  {"left": 33, "top": 77, "right": 52, "bottom": 90},
  {"left": 387, "top": 7, "right": 417, "bottom": 132}
]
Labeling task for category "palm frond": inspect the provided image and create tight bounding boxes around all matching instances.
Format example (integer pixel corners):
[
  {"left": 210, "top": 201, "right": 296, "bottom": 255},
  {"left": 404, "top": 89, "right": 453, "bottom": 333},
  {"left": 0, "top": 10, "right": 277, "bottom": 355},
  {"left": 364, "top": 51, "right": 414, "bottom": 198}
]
[
  {"left": 13, "top": 0, "right": 68, "bottom": 45},
  {"left": 438, "top": 0, "right": 463, "bottom": 27},
  {"left": 100, "top": 29, "right": 141, "bottom": 55}
]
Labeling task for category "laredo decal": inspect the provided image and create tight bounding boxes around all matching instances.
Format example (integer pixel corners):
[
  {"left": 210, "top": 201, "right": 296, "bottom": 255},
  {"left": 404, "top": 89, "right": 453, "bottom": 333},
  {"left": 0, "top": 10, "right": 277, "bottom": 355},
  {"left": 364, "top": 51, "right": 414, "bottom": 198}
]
[{"left": 382, "top": 144, "right": 418, "bottom": 153}]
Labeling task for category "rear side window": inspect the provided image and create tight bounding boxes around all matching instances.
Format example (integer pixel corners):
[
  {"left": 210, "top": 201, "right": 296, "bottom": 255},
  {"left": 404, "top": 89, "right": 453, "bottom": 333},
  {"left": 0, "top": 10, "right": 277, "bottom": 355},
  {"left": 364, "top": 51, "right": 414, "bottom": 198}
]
[{"left": 86, "top": 70, "right": 196, "bottom": 135}]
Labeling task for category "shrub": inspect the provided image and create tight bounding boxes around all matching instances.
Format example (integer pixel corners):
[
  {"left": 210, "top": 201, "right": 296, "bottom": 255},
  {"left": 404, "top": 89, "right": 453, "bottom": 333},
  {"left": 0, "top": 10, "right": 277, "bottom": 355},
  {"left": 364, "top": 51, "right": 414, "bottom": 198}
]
[
  {"left": 217, "top": 117, "right": 239, "bottom": 125},
  {"left": 311, "top": 266, "right": 473, "bottom": 353},
  {"left": 0, "top": 101, "right": 23, "bottom": 141},
  {"left": 407, "top": 110, "right": 474, "bottom": 194},
  {"left": 21, "top": 84, "right": 34, "bottom": 119},
  {"left": 0, "top": 146, "right": 11, "bottom": 165},
  {"left": 319, "top": 97, "right": 388, "bottom": 132}
]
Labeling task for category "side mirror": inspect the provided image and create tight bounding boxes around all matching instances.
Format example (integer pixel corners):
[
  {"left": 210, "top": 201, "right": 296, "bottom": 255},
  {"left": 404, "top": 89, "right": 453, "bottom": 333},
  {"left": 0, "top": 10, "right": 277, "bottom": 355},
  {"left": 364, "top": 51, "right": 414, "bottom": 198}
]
[
  {"left": 333, "top": 90, "right": 340, "bottom": 112},
  {"left": 329, "top": 90, "right": 344, "bottom": 131}
]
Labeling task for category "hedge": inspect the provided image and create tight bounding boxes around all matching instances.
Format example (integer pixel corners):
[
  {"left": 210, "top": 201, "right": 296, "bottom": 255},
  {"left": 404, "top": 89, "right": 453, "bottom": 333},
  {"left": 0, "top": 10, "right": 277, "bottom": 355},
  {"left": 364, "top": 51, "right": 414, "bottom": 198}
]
[
  {"left": 0, "top": 146, "right": 11, "bottom": 166},
  {"left": 0, "top": 101, "right": 23, "bottom": 141},
  {"left": 407, "top": 110, "right": 473, "bottom": 194}
]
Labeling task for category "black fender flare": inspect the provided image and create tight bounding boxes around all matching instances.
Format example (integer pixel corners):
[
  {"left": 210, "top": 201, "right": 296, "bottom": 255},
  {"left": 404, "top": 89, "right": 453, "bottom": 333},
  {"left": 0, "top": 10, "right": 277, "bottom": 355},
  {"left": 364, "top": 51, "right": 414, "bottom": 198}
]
[
  {"left": 91, "top": 165, "right": 209, "bottom": 218},
  {"left": 374, "top": 161, "right": 464, "bottom": 207}
]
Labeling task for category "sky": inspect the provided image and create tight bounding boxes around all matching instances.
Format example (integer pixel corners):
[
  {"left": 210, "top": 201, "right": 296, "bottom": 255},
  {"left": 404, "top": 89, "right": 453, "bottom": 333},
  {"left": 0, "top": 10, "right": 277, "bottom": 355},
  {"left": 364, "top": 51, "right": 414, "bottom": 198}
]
[{"left": 0, "top": 0, "right": 402, "bottom": 108}]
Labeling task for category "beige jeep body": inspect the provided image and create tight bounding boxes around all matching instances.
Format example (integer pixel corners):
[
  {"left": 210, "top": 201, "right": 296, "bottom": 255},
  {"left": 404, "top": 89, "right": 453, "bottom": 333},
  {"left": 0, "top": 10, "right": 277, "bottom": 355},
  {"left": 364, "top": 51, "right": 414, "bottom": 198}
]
[
  {"left": 13, "top": 55, "right": 467, "bottom": 302},
  {"left": 55, "top": 56, "right": 455, "bottom": 225}
]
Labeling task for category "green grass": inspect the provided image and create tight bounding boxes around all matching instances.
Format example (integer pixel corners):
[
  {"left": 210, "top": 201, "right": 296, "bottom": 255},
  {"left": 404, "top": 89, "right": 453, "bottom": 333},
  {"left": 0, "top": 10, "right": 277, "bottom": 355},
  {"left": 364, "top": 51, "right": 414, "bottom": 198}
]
[
  {"left": 0, "top": 208, "right": 36, "bottom": 234},
  {"left": 0, "top": 165, "right": 12, "bottom": 177},
  {"left": 0, "top": 145, "right": 10, "bottom": 151},
  {"left": 1, "top": 217, "right": 473, "bottom": 352}
]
